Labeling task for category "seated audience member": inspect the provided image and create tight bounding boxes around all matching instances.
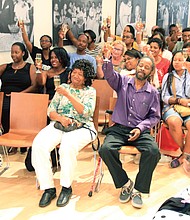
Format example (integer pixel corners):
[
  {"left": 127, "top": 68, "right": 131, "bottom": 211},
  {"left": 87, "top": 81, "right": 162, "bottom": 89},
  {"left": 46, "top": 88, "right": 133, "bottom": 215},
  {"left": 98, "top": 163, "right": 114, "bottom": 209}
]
[
  {"left": 60, "top": 28, "right": 101, "bottom": 58},
  {"left": 161, "top": 50, "right": 190, "bottom": 169},
  {"left": 183, "top": 42, "right": 190, "bottom": 73},
  {"left": 36, "top": 47, "right": 71, "bottom": 101},
  {"left": 58, "top": 31, "right": 96, "bottom": 72},
  {"left": 121, "top": 49, "right": 159, "bottom": 89},
  {"left": 148, "top": 38, "right": 170, "bottom": 87},
  {"left": 137, "top": 27, "right": 172, "bottom": 61},
  {"left": 96, "top": 40, "right": 126, "bottom": 79},
  {"left": 150, "top": 25, "right": 159, "bottom": 36},
  {"left": 19, "top": 22, "right": 52, "bottom": 70},
  {"left": 98, "top": 55, "right": 161, "bottom": 209},
  {"left": 32, "top": 59, "right": 97, "bottom": 208},
  {"left": 103, "top": 21, "right": 139, "bottom": 51},
  {"left": 172, "top": 27, "right": 190, "bottom": 54},
  {"left": 122, "top": 31, "right": 135, "bottom": 51},
  {"left": 25, "top": 47, "right": 71, "bottom": 171},
  {"left": 135, "top": 25, "right": 162, "bottom": 47},
  {"left": 152, "top": 27, "right": 166, "bottom": 38},
  {"left": 120, "top": 49, "right": 142, "bottom": 77},
  {"left": 151, "top": 31, "right": 172, "bottom": 61},
  {"left": 166, "top": 24, "right": 181, "bottom": 52},
  {"left": 0, "top": 42, "right": 37, "bottom": 154}
]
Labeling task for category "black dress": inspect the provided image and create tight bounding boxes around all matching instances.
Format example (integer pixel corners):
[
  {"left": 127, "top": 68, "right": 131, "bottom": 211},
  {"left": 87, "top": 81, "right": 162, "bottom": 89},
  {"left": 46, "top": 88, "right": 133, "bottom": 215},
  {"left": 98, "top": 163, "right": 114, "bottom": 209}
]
[{"left": 1, "top": 62, "right": 32, "bottom": 133}]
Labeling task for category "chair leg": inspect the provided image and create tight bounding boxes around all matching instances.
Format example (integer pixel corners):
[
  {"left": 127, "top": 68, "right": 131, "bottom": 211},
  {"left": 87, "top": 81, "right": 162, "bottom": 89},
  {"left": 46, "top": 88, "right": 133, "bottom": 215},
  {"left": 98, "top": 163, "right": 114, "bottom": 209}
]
[
  {"left": 36, "top": 177, "right": 40, "bottom": 190},
  {"left": 0, "top": 145, "right": 10, "bottom": 175}
]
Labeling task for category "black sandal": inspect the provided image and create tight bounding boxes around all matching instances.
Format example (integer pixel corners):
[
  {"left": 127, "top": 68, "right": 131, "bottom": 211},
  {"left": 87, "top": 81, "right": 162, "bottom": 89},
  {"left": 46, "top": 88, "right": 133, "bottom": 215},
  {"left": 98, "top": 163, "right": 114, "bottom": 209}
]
[{"left": 170, "top": 154, "right": 183, "bottom": 168}]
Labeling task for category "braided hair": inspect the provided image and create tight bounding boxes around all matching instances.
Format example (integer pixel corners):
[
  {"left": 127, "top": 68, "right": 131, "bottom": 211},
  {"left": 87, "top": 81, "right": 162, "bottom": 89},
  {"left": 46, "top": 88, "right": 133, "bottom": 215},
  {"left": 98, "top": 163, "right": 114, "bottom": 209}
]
[{"left": 163, "top": 50, "right": 189, "bottom": 98}]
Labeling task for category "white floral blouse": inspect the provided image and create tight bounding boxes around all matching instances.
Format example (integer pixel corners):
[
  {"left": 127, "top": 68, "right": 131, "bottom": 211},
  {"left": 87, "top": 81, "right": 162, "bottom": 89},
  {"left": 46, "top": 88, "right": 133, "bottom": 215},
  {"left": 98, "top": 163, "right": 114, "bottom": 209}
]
[{"left": 47, "top": 84, "right": 96, "bottom": 127}]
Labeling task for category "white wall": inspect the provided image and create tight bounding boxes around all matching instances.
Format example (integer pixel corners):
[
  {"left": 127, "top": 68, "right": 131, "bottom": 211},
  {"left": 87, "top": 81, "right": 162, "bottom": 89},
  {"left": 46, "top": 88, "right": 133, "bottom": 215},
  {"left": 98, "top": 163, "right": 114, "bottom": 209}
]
[{"left": 1, "top": 0, "right": 188, "bottom": 65}]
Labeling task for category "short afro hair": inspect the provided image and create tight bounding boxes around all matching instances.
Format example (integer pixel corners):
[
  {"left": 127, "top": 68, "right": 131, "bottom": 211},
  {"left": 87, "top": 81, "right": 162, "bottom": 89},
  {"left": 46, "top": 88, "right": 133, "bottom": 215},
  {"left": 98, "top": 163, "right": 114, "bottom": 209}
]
[{"left": 70, "top": 59, "right": 95, "bottom": 86}]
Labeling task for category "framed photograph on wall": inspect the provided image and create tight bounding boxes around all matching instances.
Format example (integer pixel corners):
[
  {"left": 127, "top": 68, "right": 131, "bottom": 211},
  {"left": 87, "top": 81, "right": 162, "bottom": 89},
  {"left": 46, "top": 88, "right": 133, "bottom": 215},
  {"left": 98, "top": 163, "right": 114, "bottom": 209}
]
[
  {"left": 115, "top": 0, "right": 147, "bottom": 36},
  {"left": 52, "top": 0, "right": 103, "bottom": 46},
  {"left": 156, "top": 0, "right": 189, "bottom": 35},
  {"left": 0, "top": 0, "right": 34, "bottom": 52}
]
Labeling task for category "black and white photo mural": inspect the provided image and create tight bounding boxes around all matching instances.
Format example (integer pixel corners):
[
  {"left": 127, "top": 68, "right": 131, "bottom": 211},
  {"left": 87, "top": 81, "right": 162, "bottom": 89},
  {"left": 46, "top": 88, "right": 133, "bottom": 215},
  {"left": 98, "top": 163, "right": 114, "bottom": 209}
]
[
  {"left": 0, "top": 0, "right": 34, "bottom": 52},
  {"left": 115, "top": 0, "right": 147, "bottom": 36},
  {"left": 52, "top": 0, "right": 102, "bottom": 46},
  {"left": 156, "top": 0, "right": 189, "bottom": 35}
]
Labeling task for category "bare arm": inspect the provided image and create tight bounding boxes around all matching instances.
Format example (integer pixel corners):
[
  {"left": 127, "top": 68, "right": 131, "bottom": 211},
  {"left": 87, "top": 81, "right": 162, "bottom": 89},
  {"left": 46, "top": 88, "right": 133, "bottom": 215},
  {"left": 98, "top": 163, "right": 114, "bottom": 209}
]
[
  {"left": 36, "top": 70, "right": 48, "bottom": 86},
  {"left": 66, "top": 29, "right": 78, "bottom": 47},
  {"left": 35, "top": 60, "right": 48, "bottom": 86},
  {"left": 19, "top": 23, "right": 33, "bottom": 53},
  {"left": 96, "top": 55, "right": 104, "bottom": 79},
  {"left": 166, "top": 32, "right": 179, "bottom": 52},
  {"left": 21, "top": 64, "right": 38, "bottom": 93},
  {"left": 0, "top": 64, "right": 7, "bottom": 76},
  {"left": 57, "top": 29, "right": 64, "bottom": 47}
]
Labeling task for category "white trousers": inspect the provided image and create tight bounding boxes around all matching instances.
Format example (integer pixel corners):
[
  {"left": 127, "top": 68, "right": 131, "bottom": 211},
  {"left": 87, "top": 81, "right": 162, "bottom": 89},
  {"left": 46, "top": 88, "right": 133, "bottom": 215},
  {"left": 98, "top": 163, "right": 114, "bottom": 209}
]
[{"left": 32, "top": 122, "right": 97, "bottom": 190}]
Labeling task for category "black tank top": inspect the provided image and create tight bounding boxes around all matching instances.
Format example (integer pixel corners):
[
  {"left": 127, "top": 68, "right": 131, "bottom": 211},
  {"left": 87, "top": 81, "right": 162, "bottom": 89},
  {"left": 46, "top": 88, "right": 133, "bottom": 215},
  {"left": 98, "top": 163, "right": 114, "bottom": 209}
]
[{"left": 1, "top": 62, "right": 31, "bottom": 94}]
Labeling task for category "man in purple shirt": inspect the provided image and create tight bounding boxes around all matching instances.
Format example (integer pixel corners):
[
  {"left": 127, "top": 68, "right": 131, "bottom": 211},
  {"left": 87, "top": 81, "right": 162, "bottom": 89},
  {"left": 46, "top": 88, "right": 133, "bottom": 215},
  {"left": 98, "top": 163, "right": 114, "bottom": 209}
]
[{"left": 98, "top": 56, "right": 161, "bottom": 209}]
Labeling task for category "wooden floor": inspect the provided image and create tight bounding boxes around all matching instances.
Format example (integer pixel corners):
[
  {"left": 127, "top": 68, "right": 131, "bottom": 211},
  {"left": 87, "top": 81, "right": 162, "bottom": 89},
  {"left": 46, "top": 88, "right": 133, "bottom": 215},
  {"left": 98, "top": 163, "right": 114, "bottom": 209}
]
[{"left": 0, "top": 131, "right": 190, "bottom": 220}]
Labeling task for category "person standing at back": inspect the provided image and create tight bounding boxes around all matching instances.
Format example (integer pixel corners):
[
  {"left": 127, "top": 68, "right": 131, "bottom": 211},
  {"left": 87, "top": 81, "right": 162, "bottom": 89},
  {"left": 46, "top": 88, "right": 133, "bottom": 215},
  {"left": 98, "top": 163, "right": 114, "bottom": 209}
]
[
  {"left": 58, "top": 31, "right": 96, "bottom": 72},
  {"left": 19, "top": 22, "right": 52, "bottom": 71},
  {"left": 172, "top": 27, "right": 190, "bottom": 54},
  {"left": 59, "top": 28, "right": 101, "bottom": 59}
]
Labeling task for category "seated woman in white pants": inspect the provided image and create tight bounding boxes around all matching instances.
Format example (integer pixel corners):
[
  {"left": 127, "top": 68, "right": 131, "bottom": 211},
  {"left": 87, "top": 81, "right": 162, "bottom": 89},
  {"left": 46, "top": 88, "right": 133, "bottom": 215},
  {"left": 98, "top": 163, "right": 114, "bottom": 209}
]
[{"left": 32, "top": 59, "right": 97, "bottom": 208}]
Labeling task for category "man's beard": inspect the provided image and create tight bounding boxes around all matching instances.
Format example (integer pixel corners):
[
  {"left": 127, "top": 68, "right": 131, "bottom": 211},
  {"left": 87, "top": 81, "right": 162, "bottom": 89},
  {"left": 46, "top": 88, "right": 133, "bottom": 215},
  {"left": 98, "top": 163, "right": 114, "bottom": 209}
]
[{"left": 136, "top": 71, "right": 151, "bottom": 81}]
